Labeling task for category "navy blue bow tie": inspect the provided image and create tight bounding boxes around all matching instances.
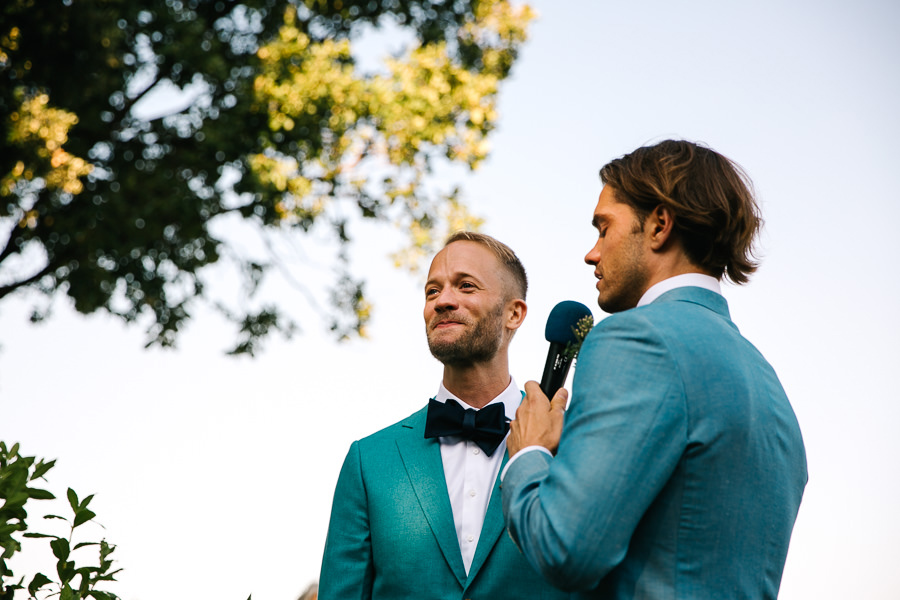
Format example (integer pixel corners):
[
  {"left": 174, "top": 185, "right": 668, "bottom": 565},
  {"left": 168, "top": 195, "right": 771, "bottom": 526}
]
[{"left": 424, "top": 398, "right": 510, "bottom": 456}]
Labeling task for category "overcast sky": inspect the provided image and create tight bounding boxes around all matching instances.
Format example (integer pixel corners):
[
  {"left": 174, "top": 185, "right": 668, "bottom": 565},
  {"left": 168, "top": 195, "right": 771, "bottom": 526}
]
[{"left": 2, "top": 1, "right": 898, "bottom": 599}]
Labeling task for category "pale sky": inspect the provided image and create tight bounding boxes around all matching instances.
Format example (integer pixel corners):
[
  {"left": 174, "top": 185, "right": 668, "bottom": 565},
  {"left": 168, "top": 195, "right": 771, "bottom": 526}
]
[{"left": 1, "top": 1, "right": 898, "bottom": 599}]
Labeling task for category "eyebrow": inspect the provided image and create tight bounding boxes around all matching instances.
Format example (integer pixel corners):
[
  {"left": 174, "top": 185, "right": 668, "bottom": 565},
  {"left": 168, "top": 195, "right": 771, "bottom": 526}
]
[{"left": 425, "top": 271, "right": 482, "bottom": 289}]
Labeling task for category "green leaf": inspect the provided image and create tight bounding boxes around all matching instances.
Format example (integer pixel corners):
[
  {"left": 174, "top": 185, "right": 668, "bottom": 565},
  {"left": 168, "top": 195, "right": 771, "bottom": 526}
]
[
  {"left": 44, "top": 514, "right": 68, "bottom": 521},
  {"left": 67, "top": 488, "right": 79, "bottom": 511},
  {"left": 25, "top": 487, "right": 55, "bottom": 500},
  {"left": 28, "top": 572, "right": 52, "bottom": 596},
  {"left": 94, "top": 568, "right": 122, "bottom": 581},
  {"left": 57, "top": 559, "right": 76, "bottom": 584},
  {"left": 30, "top": 459, "right": 56, "bottom": 481},
  {"left": 2, "top": 490, "right": 29, "bottom": 508},
  {"left": 60, "top": 583, "right": 74, "bottom": 600},
  {"left": 79, "top": 494, "right": 95, "bottom": 510},
  {"left": 73, "top": 508, "right": 97, "bottom": 528},
  {"left": 50, "top": 537, "right": 70, "bottom": 560},
  {"left": 1, "top": 541, "right": 21, "bottom": 559},
  {"left": 23, "top": 533, "right": 59, "bottom": 539},
  {"left": 74, "top": 541, "right": 99, "bottom": 550},
  {"left": 99, "top": 540, "right": 116, "bottom": 561},
  {"left": 1, "top": 581, "right": 24, "bottom": 600}
]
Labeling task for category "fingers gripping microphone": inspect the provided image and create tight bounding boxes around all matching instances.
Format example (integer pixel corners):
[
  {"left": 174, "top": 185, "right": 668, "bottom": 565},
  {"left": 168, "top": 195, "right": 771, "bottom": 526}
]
[{"left": 540, "top": 301, "right": 594, "bottom": 399}]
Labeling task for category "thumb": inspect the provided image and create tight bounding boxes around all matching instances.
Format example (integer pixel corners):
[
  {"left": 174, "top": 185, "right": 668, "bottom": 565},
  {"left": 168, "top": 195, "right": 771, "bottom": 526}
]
[{"left": 550, "top": 387, "right": 569, "bottom": 413}]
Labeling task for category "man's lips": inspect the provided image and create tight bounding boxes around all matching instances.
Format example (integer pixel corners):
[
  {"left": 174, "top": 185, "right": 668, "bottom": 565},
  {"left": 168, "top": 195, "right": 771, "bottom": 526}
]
[{"left": 431, "top": 315, "right": 466, "bottom": 330}]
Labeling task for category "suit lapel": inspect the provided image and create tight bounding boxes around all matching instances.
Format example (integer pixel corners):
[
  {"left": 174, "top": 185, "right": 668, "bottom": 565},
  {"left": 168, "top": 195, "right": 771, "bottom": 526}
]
[
  {"left": 465, "top": 449, "right": 510, "bottom": 585},
  {"left": 396, "top": 411, "right": 467, "bottom": 586}
]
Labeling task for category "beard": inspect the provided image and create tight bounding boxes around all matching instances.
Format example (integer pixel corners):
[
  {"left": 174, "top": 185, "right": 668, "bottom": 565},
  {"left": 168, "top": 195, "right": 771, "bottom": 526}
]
[
  {"left": 597, "top": 229, "right": 650, "bottom": 314},
  {"left": 427, "top": 302, "right": 505, "bottom": 367}
]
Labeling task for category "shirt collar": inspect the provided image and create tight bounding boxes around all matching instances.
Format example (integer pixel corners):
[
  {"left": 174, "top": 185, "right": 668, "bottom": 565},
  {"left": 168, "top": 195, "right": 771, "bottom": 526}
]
[
  {"left": 637, "top": 273, "right": 722, "bottom": 307},
  {"left": 435, "top": 377, "right": 520, "bottom": 422}
]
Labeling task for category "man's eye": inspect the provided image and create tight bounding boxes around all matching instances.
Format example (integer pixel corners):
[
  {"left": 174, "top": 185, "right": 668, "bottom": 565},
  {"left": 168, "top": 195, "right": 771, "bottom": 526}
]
[
  {"left": 426, "top": 288, "right": 439, "bottom": 296},
  {"left": 460, "top": 282, "right": 475, "bottom": 289}
]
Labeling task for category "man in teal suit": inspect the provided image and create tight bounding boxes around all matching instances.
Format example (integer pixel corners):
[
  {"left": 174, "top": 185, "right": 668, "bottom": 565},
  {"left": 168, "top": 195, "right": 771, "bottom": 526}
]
[
  {"left": 319, "top": 232, "right": 570, "bottom": 600},
  {"left": 502, "top": 140, "right": 808, "bottom": 599}
]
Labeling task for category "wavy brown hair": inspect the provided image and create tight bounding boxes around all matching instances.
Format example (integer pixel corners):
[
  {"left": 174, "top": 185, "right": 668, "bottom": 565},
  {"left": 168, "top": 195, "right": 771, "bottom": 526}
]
[{"left": 599, "top": 140, "right": 762, "bottom": 284}]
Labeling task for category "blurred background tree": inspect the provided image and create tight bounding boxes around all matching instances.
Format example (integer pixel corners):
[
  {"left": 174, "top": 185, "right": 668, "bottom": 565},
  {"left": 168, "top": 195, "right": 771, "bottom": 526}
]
[{"left": 0, "top": 0, "right": 533, "bottom": 354}]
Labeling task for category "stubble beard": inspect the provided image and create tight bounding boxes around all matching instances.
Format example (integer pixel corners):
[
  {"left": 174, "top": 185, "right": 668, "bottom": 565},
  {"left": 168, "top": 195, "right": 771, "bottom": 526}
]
[
  {"left": 427, "top": 302, "right": 505, "bottom": 367},
  {"left": 598, "top": 229, "right": 651, "bottom": 314}
]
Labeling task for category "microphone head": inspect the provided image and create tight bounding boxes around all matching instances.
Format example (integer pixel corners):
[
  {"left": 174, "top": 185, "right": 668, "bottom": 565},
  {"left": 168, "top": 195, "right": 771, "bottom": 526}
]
[{"left": 544, "top": 300, "right": 593, "bottom": 344}]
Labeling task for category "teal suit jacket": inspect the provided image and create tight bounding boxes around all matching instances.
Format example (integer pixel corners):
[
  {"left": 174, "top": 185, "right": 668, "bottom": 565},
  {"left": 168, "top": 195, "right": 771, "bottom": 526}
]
[
  {"left": 502, "top": 287, "right": 808, "bottom": 599},
  {"left": 320, "top": 405, "right": 571, "bottom": 600}
]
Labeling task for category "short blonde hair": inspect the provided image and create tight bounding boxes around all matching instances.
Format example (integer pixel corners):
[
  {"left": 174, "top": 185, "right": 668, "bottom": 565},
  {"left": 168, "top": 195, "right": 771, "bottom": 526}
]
[{"left": 444, "top": 231, "right": 528, "bottom": 300}]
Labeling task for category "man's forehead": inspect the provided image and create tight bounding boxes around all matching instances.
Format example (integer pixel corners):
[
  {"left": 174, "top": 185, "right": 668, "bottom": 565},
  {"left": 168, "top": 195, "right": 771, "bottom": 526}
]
[
  {"left": 593, "top": 187, "right": 632, "bottom": 224},
  {"left": 428, "top": 241, "right": 496, "bottom": 277}
]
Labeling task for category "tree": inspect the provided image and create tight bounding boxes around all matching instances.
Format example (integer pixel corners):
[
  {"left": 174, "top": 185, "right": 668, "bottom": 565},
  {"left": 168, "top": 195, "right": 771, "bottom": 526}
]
[{"left": 0, "top": 0, "right": 533, "bottom": 354}]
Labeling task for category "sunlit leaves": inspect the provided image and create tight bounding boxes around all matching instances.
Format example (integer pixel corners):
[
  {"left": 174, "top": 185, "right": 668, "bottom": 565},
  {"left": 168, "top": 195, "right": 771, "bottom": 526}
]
[
  {"left": 251, "top": 0, "right": 531, "bottom": 278},
  {"left": 2, "top": 90, "right": 93, "bottom": 199}
]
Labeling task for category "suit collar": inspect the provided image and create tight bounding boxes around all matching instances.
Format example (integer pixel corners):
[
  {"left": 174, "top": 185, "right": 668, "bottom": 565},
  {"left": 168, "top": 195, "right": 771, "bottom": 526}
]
[
  {"left": 395, "top": 408, "right": 468, "bottom": 586},
  {"left": 651, "top": 285, "right": 732, "bottom": 320}
]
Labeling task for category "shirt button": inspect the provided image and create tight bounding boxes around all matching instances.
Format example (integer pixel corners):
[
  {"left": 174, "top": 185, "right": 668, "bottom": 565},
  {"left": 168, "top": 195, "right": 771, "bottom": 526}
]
[
  {"left": 472, "top": 448, "right": 481, "bottom": 455},
  {"left": 467, "top": 535, "right": 475, "bottom": 543},
  {"left": 469, "top": 489, "right": 477, "bottom": 497}
]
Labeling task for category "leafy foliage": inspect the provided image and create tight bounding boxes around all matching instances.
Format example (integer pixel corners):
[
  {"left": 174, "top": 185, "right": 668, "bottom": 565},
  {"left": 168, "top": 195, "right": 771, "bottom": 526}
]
[
  {"left": 563, "top": 313, "right": 594, "bottom": 361},
  {"left": 0, "top": 0, "right": 533, "bottom": 354},
  {"left": 0, "top": 442, "right": 121, "bottom": 600}
]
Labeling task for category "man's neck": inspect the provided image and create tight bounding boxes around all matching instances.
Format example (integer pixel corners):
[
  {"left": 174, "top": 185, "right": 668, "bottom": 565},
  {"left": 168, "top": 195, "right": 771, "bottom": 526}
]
[{"left": 442, "top": 358, "right": 511, "bottom": 409}]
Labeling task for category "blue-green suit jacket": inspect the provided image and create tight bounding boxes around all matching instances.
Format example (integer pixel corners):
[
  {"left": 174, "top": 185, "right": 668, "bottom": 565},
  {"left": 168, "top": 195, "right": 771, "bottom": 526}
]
[
  {"left": 319, "top": 404, "right": 571, "bottom": 600},
  {"left": 502, "top": 287, "right": 808, "bottom": 599}
]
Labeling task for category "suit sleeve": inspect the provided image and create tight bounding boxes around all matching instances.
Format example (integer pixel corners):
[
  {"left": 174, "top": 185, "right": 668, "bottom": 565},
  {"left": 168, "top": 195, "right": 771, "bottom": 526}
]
[
  {"left": 501, "top": 312, "right": 687, "bottom": 591},
  {"left": 319, "top": 441, "right": 375, "bottom": 600}
]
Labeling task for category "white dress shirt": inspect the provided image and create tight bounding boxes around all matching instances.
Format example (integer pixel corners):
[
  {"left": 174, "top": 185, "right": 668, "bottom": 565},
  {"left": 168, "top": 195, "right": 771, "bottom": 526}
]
[
  {"left": 434, "top": 378, "right": 520, "bottom": 574},
  {"left": 636, "top": 273, "right": 721, "bottom": 307},
  {"left": 501, "top": 274, "right": 723, "bottom": 480}
]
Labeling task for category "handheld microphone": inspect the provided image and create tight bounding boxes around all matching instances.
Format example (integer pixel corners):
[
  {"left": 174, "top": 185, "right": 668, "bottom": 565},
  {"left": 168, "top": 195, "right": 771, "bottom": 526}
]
[{"left": 540, "top": 301, "right": 593, "bottom": 399}]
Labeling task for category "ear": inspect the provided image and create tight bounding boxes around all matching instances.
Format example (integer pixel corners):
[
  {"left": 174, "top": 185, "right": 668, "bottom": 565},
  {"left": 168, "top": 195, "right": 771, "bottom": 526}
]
[
  {"left": 505, "top": 298, "right": 527, "bottom": 332},
  {"left": 646, "top": 204, "right": 676, "bottom": 251}
]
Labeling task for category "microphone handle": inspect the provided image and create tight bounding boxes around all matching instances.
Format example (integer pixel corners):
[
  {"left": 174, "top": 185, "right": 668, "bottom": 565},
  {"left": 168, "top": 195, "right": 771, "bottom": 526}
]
[{"left": 540, "top": 341, "right": 573, "bottom": 399}]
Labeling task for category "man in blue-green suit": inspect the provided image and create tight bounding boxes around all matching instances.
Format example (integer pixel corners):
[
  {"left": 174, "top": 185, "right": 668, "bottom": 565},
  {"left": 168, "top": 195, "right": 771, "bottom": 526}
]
[
  {"left": 502, "top": 140, "right": 808, "bottom": 599},
  {"left": 319, "top": 231, "right": 570, "bottom": 600}
]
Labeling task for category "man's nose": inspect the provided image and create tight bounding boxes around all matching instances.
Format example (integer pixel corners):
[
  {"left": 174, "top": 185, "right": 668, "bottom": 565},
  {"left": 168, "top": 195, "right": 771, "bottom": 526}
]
[{"left": 434, "top": 288, "right": 458, "bottom": 310}]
